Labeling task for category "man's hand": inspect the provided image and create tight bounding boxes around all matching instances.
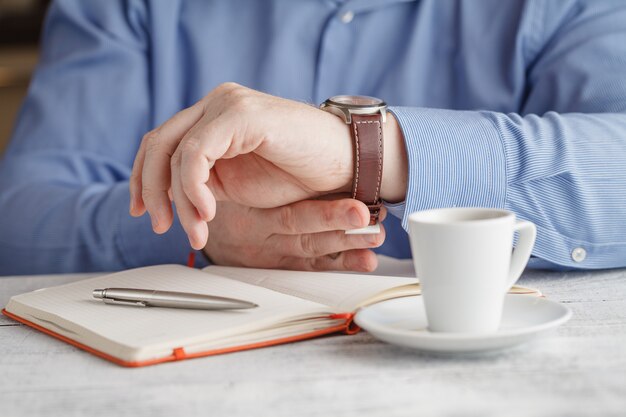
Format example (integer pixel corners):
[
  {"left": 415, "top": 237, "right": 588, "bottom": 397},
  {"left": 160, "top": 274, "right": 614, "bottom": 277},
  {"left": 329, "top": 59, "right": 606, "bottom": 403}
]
[
  {"left": 204, "top": 199, "right": 386, "bottom": 272},
  {"left": 129, "top": 82, "right": 407, "bottom": 250}
]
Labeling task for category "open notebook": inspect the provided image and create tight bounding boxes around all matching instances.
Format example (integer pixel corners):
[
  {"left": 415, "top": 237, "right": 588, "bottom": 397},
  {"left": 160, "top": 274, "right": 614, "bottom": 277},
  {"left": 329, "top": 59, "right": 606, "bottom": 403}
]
[{"left": 3, "top": 264, "right": 540, "bottom": 367}]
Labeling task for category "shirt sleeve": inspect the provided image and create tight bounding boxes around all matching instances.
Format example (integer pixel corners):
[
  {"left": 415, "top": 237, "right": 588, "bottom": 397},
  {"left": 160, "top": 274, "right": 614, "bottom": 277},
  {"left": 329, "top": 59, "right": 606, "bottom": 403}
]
[
  {"left": 0, "top": 0, "right": 207, "bottom": 274},
  {"left": 387, "top": 0, "right": 626, "bottom": 270}
]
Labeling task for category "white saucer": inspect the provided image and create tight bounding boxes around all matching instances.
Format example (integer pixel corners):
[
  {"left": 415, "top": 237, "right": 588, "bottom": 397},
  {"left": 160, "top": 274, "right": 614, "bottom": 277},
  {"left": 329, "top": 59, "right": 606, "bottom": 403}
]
[{"left": 354, "top": 295, "right": 572, "bottom": 354}]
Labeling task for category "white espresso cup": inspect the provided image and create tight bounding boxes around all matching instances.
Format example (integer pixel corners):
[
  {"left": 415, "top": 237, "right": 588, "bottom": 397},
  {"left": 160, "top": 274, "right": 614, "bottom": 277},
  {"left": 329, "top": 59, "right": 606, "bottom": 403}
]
[{"left": 408, "top": 208, "right": 536, "bottom": 333}]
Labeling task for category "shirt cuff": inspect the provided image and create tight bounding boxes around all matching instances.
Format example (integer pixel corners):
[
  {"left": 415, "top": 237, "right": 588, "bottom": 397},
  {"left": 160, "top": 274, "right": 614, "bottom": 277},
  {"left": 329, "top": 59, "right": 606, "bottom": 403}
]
[
  {"left": 383, "top": 200, "right": 407, "bottom": 220},
  {"left": 388, "top": 106, "right": 507, "bottom": 230}
]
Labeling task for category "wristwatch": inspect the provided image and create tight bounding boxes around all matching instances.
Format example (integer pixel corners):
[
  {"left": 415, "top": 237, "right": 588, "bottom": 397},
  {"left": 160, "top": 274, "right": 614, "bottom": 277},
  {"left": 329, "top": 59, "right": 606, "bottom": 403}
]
[{"left": 320, "top": 95, "right": 387, "bottom": 225}]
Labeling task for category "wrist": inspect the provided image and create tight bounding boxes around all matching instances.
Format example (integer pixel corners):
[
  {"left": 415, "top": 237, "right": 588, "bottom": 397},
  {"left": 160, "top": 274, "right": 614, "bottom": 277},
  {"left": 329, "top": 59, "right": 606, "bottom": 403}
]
[
  {"left": 380, "top": 113, "right": 408, "bottom": 203},
  {"left": 329, "top": 113, "right": 354, "bottom": 194}
]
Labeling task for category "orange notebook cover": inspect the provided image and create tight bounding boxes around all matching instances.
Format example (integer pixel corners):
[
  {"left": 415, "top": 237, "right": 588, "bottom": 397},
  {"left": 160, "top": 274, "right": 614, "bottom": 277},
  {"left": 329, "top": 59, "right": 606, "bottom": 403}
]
[{"left": 1, "top": 308, "right": 358, "bottom": 367}]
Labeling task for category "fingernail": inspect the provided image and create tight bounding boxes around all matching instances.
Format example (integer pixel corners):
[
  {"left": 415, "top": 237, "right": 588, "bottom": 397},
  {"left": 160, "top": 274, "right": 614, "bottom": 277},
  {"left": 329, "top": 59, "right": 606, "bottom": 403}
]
[
  {"left": 189, "top": 233, "right": 203, "bottom": 251},
  {"left": 367, "top": 234, "right": 380, "bottom": 246},
  {"left": 348, "top": 208, "right": 363, "bottom": 228},
  {"left": 199, "top": 207, "right": 210, "bottom": 222}
]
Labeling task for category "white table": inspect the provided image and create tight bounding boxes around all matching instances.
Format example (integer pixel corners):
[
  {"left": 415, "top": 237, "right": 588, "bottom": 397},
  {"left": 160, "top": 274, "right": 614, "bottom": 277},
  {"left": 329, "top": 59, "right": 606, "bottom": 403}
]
[{"left": 1, "top": 258, "right": 625, "bottom": 417}]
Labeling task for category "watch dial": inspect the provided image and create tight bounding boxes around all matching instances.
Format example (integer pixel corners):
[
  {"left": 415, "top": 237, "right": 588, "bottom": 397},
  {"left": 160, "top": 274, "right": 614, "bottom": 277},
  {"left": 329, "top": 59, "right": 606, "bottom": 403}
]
[{"left": 329, "top": 95, "right": 384, "bottom": 106}]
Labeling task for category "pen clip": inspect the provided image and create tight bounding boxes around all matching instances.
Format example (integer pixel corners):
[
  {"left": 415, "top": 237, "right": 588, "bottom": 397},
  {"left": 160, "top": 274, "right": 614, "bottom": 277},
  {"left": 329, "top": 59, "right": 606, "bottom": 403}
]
[{"left": 102, "top": 298, "right": 148, "bottom": 307}]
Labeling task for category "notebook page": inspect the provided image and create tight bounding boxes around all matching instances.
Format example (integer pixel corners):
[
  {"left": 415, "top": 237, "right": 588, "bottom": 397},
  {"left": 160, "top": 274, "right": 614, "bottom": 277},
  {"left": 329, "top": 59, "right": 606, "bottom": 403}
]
[
  {"left": 6, "top": 265, "right": 335, "bottom": 362},
  {"left": 205, "top": 266, "right": 419, "bottom": 311}
]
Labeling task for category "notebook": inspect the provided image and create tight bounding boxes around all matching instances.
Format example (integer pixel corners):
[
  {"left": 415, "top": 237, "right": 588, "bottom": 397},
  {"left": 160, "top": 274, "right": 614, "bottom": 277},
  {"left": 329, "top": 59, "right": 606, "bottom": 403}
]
[{"left": 2, "top": 264, "right": 541, "bottom": 367}]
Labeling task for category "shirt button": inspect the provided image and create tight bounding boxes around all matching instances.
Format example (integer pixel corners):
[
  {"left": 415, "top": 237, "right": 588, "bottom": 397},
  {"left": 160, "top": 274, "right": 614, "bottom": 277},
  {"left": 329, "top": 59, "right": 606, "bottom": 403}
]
[
  {"left": 571, "top": 247, "right": 587, "bottom": 263},
  {"left": 340, "top": 10, "right": 354, "bottom": 24}
]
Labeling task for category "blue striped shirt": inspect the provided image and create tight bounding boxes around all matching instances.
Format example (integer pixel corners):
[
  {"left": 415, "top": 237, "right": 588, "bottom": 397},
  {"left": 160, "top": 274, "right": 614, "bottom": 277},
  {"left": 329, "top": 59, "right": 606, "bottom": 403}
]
[{"left": 1, "top": 0, "right": 625, "bottom": 274}]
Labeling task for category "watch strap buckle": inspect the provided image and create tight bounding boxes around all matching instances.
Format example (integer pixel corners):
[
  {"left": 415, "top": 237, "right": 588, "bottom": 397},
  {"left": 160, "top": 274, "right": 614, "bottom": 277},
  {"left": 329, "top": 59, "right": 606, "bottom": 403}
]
[{"left": 367, "top": 200, "right": 382, "bottom": 225}]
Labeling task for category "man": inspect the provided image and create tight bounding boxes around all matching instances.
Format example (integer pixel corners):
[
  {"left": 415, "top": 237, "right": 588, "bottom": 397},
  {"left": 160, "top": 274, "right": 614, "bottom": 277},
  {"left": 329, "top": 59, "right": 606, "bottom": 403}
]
[{"left": 1, "top": 0, "right": 625, "bottom": 275}]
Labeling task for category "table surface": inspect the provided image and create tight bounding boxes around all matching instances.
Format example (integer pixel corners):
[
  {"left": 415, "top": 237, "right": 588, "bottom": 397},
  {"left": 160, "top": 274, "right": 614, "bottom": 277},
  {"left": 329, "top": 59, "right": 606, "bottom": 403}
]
[{"left": 1, "top": 257, "right": 625, "bottom": 417}]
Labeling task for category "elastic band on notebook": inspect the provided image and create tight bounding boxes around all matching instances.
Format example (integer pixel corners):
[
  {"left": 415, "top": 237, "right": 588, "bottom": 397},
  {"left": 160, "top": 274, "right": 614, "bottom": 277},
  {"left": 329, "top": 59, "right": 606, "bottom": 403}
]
[
  {"left": 344, "top": 320, "right": 361, "bottom": 335},
  {"left": 329, "top": 313, "right": 352, "bottom": 320},
  {"left": 187, "top": 252, "right": 196, "bottom": 268},
  {"left": 173, "top": 347, "right": 186, "bottom": 360},
  {"left": 329, "top": 313, "right": 360, "bottom": 335}
]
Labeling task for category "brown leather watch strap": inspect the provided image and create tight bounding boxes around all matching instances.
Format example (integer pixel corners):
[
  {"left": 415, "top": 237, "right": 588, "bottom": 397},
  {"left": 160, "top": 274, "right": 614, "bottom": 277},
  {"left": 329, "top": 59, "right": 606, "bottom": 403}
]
[{"left": 350, "top": 114, "right": 384, "bottom": 225}]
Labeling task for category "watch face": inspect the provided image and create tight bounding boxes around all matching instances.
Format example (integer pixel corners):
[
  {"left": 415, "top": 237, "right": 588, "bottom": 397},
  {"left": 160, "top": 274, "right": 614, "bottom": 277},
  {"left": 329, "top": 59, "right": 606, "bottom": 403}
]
[{"left": 328, "top": 95, "right": 385, "bottom": 108}]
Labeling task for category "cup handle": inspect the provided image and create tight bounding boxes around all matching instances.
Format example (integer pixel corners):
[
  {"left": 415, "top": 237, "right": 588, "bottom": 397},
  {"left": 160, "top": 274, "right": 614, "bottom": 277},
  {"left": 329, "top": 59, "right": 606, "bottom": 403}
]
[{"left": 505, "top": 220, "right": 537, "bottom": 291}]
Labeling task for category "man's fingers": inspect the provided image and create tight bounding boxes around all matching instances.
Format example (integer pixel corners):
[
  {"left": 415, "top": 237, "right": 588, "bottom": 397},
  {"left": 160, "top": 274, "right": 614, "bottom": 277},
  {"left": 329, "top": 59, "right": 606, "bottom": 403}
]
[
  {"left": 179, "top": 119, "right": 232, "bottom": 222},
  {"left": 270, "top": 198, "right": 371, "bottom": 235},
  {"left": 171, "top": 152, "right": 209, "bottom": 249},
  {"left": 273, "top": 225, "right": 386, "bottom": 258},
  {"left": 137, "top": 102, "right": 204, "bottom": 232},
  {"left": 278, "top": 249, "right": 378, "bottom": 272},
  {"left": 129, "top": 136, "right": 148, "bottom": 217},
  {"left": 141, "top": 142, "right": 174, "bottom": 233}
]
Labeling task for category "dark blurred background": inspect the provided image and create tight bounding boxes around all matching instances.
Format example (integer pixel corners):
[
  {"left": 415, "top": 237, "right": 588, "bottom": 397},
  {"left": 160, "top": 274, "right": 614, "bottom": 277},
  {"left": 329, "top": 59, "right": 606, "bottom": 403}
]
[{"left": 0, "top": 0, "right": 49, "bottom": 155}]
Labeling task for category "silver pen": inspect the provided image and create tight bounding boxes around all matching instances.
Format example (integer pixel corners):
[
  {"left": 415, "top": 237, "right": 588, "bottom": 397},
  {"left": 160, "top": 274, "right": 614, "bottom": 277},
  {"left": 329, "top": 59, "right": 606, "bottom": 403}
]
[{"left": 92, "top": 288, "right": 258, "bottom": 310}]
